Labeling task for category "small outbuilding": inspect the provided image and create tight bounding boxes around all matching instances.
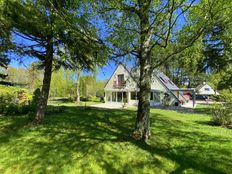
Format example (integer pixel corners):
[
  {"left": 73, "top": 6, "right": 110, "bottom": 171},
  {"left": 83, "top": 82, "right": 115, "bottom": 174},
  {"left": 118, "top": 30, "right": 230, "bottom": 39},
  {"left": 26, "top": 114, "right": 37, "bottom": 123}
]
[{"left": 196, "top": 82, "right": 219, "bottom": 98}]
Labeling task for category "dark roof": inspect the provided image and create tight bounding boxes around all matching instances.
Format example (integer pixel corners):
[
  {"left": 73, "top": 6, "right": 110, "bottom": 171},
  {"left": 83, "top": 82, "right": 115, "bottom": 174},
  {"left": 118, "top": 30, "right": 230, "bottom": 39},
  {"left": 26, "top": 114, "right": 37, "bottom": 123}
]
[{"left": 154, "top": 71, "right": 179, "bottom": 90}]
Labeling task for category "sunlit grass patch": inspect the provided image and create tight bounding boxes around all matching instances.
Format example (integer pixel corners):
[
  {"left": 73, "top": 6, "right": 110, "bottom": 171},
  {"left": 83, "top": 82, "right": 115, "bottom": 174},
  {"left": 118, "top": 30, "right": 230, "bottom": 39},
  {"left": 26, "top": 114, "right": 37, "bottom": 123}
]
[{"left": 0, "top": 106, "right": 231, "bottom": 173}]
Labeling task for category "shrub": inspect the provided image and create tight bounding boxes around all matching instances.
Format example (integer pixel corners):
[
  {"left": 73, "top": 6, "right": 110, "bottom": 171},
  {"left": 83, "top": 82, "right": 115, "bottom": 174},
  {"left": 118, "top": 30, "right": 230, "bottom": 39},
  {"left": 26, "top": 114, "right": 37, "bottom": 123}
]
[
  {"left": 161, "top": 92, "right": 171, "bottom": 106},
  {"left": 212, "top": 92, "right": 232, "bottom": 103},
  {"left": 16, "top": 89, "right": 29, "bottom": 105},
  {"left": 29, "top": 88, "right": 41, "bottom": 112},
  {"left": 89, "top": 96, "right": 100, "bottom": 102},
  {"left": 96, "top": 90, "right": 104, "bottom": 98},
  {"left": 3, "top": 104, "right": 19, "bottom": 115},
  {"left": 2, "top": 104, "right": 32, "bottom": 116},
  {"left": 211, "top": 102, "right": 232, "bottom": 128},
  {"left": 0, "top": 85, "right": 32, "bottom": 116},
  {"left": 80, "top": 96, "right": 91, "bottom": 101}
]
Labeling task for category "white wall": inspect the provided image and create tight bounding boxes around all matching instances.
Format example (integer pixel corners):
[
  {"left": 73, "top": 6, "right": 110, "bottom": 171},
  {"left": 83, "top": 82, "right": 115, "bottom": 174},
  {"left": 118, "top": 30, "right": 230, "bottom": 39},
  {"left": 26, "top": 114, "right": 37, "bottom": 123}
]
[
  {"left": 198, "top": 84, "right": 217, "bottom": 95},
  {"left": 104, "top": 64, "right": 137, "bottom": 91},
  {"left": 104, "top": 65, "right": 180, "bottom": 106}
]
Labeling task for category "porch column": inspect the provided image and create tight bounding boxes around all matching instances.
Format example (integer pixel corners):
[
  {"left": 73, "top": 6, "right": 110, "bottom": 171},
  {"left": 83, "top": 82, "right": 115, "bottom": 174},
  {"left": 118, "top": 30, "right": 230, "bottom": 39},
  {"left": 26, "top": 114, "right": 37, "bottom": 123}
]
[
  {"left": 111, "top": 91, "right": 112, "bottom": 102},
  {"left": 116, "top": 92, "right": 117, "bottom": 102},
  {"left": 128, "top": 91, "right": 131, "bottom": 104}
]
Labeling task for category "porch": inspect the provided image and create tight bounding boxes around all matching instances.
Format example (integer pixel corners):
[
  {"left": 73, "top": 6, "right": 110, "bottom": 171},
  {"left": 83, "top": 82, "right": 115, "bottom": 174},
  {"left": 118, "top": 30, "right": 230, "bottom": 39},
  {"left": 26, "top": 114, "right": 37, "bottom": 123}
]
[{"left": 105, "top": 91, "right": 130, "bottom": 103}]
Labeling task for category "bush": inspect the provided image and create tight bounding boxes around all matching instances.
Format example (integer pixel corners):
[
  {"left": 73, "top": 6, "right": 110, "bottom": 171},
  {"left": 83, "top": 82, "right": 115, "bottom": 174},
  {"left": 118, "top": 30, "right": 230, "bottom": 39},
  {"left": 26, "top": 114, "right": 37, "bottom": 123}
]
[
  {"left": 1, "top": 104, "right": 32, "bottom": 116},
  {"left": 80, "top": 96, "right": 92, "bottom": 101},
  {"left": 161, "top": 92, "right": 171, "bottom": 106},
  {"left": 89, "top": 96, "right": 100, "bottom": 102},
  {"left": 212, "top": 92, "right": 232, "bottom": 103},
  {"left": 96, "top": 90, "right": 104, "bottom": 98},
  {"left": 0, "top": 85, "right": 28, "bottom": 115},
  {"left": 29, "top": 88, "right": 41, "bottom": 112},
  {"left": 211, "top": 102, "right": 232, "bottom": 128},
  {"left": 0, "top": 85, "right": 33, "bottom": 116}
]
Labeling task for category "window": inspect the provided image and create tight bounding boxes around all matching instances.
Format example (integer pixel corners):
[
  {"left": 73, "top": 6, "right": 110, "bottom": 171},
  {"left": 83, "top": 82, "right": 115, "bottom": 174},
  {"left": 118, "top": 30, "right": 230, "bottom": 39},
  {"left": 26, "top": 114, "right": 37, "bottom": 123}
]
[
  {"left": 150, "top": 92, "right": 153, "bottom": 100},
  {"left": 154, "top": 91, "right": 161, "bottom": 102},
  {"left": 117, "top": 92, "right": 123, "bottom": 102},
  {"left": 118, "top": 74, "right": 124, "bottom": 86},
  {"left": 112, "top": 92, "right": 116, "bottom": 102},
  {"left": 131, "top": 92, "right": 137, "bottom": 100},
  {"left": 106, "top": 92, "right": 111, "bottom": 102},
  {"left": 204, "top": 88, "right": 210, "bottom": 91}
]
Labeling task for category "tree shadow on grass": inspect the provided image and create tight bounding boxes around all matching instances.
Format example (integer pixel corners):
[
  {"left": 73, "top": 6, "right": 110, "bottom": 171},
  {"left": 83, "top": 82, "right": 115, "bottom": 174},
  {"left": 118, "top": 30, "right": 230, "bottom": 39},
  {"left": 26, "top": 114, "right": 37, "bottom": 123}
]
[
  {"left": 0, "top": 116, "right": 31, "bottom": 144},
  {"left": 193, "top": 107, "right": 212, "bottom": 115},
  {"left": 152, "top": 105, "right": 213, "bottom": 116},
  {"left": 0, "top": 106, "right": 231, "bottom": 173}
]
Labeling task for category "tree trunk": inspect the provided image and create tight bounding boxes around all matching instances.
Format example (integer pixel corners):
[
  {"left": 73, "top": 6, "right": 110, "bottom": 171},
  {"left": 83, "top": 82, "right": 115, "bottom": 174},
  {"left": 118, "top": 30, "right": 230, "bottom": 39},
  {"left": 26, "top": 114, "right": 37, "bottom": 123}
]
[
  {"left": 133, "top": 62, "right": 152, "bottom": 141},
  {"left": 133, "top": 2, "right": 152, "bottom": 141},
  {"left": 76, "top": 69, "right": 80, "bottom": 103},
  {"left": 34, "top": 40, "right": 53, "bottom": 123}
]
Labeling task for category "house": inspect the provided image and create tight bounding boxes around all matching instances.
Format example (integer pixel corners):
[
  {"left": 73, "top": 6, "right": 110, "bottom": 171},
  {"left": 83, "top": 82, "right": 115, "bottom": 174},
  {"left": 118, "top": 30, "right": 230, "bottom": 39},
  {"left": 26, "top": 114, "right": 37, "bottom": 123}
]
[
  {"left": 196, "top": 82, "right": 219, "bottom": 98},
  {"left": 104, "top": 63, "right": 186, "bottom": 107}
]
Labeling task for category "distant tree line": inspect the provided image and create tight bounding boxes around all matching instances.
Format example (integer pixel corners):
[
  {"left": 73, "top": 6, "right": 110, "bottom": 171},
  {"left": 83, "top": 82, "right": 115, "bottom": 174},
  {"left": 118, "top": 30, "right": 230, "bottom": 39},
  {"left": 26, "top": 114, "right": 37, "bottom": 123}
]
[{"left": 2, "top": 65, "right": 106, "bottom": 100}]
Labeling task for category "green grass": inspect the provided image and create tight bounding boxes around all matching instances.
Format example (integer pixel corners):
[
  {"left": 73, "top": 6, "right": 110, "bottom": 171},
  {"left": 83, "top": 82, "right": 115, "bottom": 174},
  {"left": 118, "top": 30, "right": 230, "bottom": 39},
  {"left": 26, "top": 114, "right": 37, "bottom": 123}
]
[
  {"left": 0, "top": 105, "right": 231, "bottom": 174},
  {"left": 48, "top": 100, "right": 101, "bottom": 107}
]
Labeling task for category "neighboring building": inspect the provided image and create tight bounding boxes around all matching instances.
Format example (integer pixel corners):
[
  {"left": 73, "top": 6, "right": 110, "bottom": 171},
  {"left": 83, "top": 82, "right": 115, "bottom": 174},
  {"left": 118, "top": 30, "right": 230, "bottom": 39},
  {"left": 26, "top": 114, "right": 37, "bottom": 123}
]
[
  {"left": 104, "top": 63, "right": 186, "bottom": 107},
  {"left": 196, "top": 82, "right": 219, "bottom": 96}
]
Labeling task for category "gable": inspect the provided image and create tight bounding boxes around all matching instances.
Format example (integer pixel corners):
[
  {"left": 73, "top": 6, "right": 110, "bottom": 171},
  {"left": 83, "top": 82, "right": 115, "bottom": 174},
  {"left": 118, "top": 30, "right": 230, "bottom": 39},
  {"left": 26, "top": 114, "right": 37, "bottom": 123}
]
[
  {"left": 151, "top": 71, "right": 181, "bottom": 103},
  {"left": 197, "top": 84, "right": 216, "bottom": 95},
  {"left": 104, "top": 64, "right": 137, "bottom": 91},
  {"left": 104, "top": 64, "right": 182, "bottom": 103}
]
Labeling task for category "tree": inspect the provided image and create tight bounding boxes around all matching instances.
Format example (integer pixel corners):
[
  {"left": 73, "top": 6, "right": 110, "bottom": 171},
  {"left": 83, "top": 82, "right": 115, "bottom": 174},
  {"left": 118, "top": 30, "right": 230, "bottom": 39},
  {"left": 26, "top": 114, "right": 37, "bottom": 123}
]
[
  {"left": 5, "top": 67, "right": 28, "bottom": 84},
  {"left": 218, "top": 68, "right": 232, "bottom": 92},
  {"left": 3, "top": 0, "right": 107, "bottom": 123},
  {"left": 27, "top": 63, "right": 43, "bottom": 91},
  {"left": 79, "top": 76, "right": 96, "bottom": 99},
  {"left": 172, "top": 0, "right": 232, "bottom": 89},
  {"left": 98, "top": 0, "right": 222, "bottom": 141},
  {"left": 0, "top": 1, "right": 12, "bottom": 79},
  {"left": 50, "top": 68, "right": 76, "bottom": 98},
  {"left": 76, "top": 69, "right": 81, "bottom": 103}
]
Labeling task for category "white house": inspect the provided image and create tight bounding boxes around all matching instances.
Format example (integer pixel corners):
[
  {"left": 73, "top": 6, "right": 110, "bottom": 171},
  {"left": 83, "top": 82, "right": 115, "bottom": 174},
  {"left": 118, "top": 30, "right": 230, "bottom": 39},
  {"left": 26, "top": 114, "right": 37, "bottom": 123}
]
[
  {"left": 196, "top": 82, "right": 219, "bottom": 96},
  {"left": 104, "top": 63, "right": 186, "bottom": 107}
]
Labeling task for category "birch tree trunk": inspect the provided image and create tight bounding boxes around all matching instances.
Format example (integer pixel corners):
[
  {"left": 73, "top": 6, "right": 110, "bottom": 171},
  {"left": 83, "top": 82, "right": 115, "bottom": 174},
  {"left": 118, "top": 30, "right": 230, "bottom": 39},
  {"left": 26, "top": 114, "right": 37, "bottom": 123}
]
[
  {"left": 133, "top": 1, "right": 152, "bottom": 141},
  {"left": 133, "top": 58, "right": 152, "bottom": 141},
  {"left": 76, "top": 69, "right": 80, "bottom": 103}
]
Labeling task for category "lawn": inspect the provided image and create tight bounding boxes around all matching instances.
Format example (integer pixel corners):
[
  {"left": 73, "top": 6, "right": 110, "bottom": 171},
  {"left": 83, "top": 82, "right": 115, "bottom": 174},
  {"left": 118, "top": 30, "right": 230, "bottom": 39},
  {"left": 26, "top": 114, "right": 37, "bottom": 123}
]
[{"left": 0, "top": 105, "right": 231, "bottom": 174}]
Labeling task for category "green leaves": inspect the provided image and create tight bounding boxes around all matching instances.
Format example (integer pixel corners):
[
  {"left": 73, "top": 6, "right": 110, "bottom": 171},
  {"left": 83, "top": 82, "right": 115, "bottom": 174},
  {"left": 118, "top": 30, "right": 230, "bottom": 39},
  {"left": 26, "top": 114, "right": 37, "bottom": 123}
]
[
  {"left": 2, "top": 0, "right": 108, "bottom": 71},
  {"left": 0, "top": 1, "right": 12, "bottom": 79}
]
